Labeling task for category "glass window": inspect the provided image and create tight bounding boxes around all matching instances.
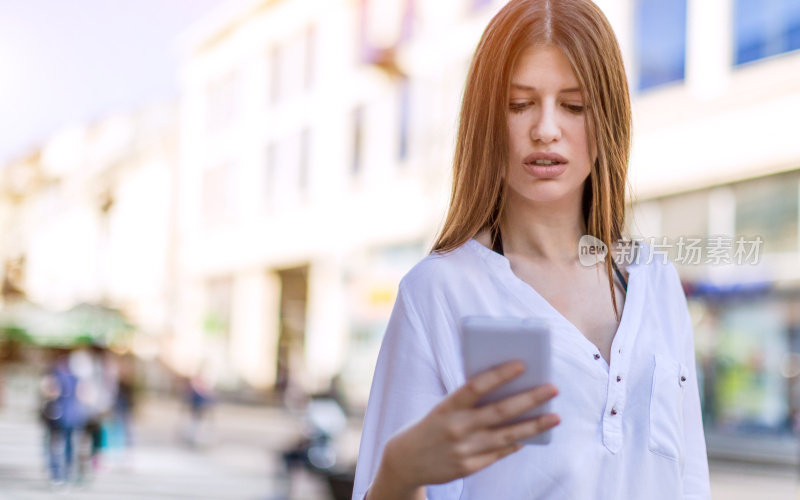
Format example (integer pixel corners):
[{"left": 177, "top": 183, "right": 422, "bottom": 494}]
[
  {"left": 397, "top": 78, "right": 410, "bottom": 162},
  {"left": 658, "top": 190, "right": 709, "bottom": 262},
  {"left": 304, "top": 24, "right": 315, "bottom": 90},
  {"left": 634, "top": 0, "right": 688, "bottom": 91},
  {"left": 399, "top": 0, "right": 414, "bottom": 43},
  {"left": 734, "top": 0, "right": 800, "bottom": 65},
  {"left": 358, "top": 0, "right": 414, "bottom": 62},
  {"left": 204, "top": 276, "right": 233, "bottom": 337},
  {"left": 734, "top": 171, "right": 799, "bottom": 253},
  {"left": 352, "top": 106, "right": 364, "bottom": 176},
  {"left": 299, "top": 128, "right": 310, "bottom": 190},
  {"left": 265, "top": 142, "right": 277, "bottom": 208},
  {"left": 207, "top": 73, "right": 239, "bottom": 132},
  {"left": 470, "top": 0, "right": 493, "bottom": 12},
  {"left": 269, "top": 45, "right": 281, "bottom": 104},
  {"left": 202, "top": 163, "right": 236, "bottom": 226},
  {"left": 693, "top": 298, "right": 792, "bottom": 435},
  {"left": 660, "top": 190, "right": 709, "bottom": 239}
]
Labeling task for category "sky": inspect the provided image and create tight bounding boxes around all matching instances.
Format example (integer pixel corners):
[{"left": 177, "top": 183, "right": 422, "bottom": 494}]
[{"left": 0, "top": 0, "right": 228, "bottom": 165}]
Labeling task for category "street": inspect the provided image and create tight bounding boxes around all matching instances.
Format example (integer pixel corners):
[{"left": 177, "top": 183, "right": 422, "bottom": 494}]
[
  {"left": 0, "top": 370, "right": 352, "bottom": 500},
  {"left": 0, "top": 371, "right": 798, "bottom": 499}
]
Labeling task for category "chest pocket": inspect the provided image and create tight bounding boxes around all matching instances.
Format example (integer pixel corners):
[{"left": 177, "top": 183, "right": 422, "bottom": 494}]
[{"left": 648, "top": 353, "right": 687, "bottom": 461}]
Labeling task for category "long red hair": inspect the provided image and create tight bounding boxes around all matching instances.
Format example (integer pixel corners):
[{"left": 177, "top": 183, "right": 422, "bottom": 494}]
[{"left": 431, "top": 0, "right": 633, "bottom": 318}]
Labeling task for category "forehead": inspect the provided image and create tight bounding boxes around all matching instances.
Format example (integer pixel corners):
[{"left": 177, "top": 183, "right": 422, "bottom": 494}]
[{"left": 510, "top": 44, "right": 581, "bottom": 93}]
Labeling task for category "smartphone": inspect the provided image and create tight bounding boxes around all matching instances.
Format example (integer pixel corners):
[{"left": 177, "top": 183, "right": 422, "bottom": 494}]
[{"left": 460, "top": 315, "right": 553, "bottom": 445}]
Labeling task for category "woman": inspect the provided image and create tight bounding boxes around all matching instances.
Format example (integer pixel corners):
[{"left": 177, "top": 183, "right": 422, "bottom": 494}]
[{"left": 352, "top": 0, "right": 711, "bottom": 499}]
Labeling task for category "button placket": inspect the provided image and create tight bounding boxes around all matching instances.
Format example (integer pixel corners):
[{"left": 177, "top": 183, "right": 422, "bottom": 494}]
[{"left": 602, "top": 342, "right": 630, "bottom": 454}]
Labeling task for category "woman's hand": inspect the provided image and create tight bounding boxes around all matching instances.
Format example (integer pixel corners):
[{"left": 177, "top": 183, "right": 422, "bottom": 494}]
[{"left": 368, "top": 360, "right": 559, "bottom": 499}]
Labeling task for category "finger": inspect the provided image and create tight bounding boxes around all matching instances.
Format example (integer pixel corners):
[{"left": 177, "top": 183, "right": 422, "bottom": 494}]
[
  {"left": 490, "top": 413, "right": 560, "bottom": 449},
  {"left": 471, "top": 384, "right": 558, "bottom": 428},
  {"left": 439, "top": 361, "right": 525, "bottom": 412},
  {"left": 458, "top": 413, "right": 560, "bottom": 456},
  {"left": 460, "top": 442, "right": 524, "bottom": 475}
]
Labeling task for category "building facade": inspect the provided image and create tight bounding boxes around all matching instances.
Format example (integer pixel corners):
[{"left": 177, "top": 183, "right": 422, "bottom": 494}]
[
  {"left": 175, "top": 1, "right": 800, "bottom": 438},
  {"left": 3, "top": 0, "right": 796, "bottom": 459},
  {"left": 0, "top": 103, "right": 179, "bottom": 356}
]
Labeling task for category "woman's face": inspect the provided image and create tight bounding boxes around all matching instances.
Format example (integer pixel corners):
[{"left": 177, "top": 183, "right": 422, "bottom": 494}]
[{"left": 505, "top": 44, "right": 596, "bottom": 210}]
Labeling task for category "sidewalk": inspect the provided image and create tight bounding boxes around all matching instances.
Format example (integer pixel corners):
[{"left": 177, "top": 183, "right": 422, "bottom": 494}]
[
  {"left": 1, "top": 369, "right": 797, "bottom": 499},
  {"left": 0, "top": 376, "right": 352, "bottom": 499}
]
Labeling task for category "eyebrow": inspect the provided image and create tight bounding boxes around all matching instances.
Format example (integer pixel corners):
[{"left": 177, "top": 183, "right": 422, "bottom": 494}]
[{"left": 510, "top": 83, "right": 582, "bottom": 93}]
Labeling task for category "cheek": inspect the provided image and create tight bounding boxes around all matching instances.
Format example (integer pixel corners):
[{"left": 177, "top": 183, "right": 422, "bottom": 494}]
[{"left": 507, "top": 120, "right": 527, "bottom": 150}]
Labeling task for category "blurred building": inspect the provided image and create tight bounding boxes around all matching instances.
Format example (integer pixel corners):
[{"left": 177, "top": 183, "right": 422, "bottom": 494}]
[
  {"left": 0, "top": 103, "right": 179, "bottom": 355},
  {"left": 621, "top": 0, "right": 800, "bottom": 462},
  {"left": 173, "top": 0, "right": 445, "bottom": 395},
  {"left": 1, "top": 0, "right": 798, "bottom": 464},
  {"left": 174, "top": 0, "right": 800, "bottom": 437}
]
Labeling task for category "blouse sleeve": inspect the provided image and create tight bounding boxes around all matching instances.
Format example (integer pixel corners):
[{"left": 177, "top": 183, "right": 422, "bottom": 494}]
[
  {"left": 351, "top": 280, "right": 463, "bottom": 500},
  {"left": 671, "top": 266, "right": 712, "bottom": 499}
]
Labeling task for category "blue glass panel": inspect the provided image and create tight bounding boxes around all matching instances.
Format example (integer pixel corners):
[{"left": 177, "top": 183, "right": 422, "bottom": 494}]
[
  {"left": 735, "top": 0, "right": 800, "bottom": 65},
  {"left": 635, "top": 0, "right": 688, "bottom": 92}
]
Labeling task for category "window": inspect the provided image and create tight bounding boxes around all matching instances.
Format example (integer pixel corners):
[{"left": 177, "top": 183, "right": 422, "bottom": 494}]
[
  {"left": 470, "top": 0, "right": 493, "bottom": 11},
  {"left": 358, "top": 0, "right": 414, "bottom": 63},
  {"left": 304, "top": 24, "right": 316, "bottom": 90},
  {"left": 207, "top": 73, "right": 239, "bottom": 132},
  {"left": 202, "top": 163, "right": 236, "bottom": 226},
  {"left": 634, "top": 0, "right": 687, "bottom": 91},
  {"left": 204, "top": 276, "right": 233, "bottom": 338},
  {"left": 269, "top": 45, "right": 282, "bottom": 104},
  {"left": 352, "top": 106, "right": 364, "bottom": 176},
  {"left": 299, "top": 128, "right": 310, "bottom": 190},
  {"left": 399, "top": 0, "right": 414, "bottom": 43},
  {"left": 659, "top": 190, "right": 710, "bottom": 261},
  {"left": 285, "top": 32, "right": 307, "bottom": 96},
  {"left": 397, "top": 78, "right": 410, "bottom": 162},
  {"left": 734, "top": 171, "right": 799, "bottom": 253},
  {"left": 270, "top": 31, "right": 311, "bottom": 103},
  {"left": 265, "top": 142, "right": 277, "bottom": 207},
  {"left": 734, "top": 0, "right": 800, "bottom": 65},
  {"left": 660, "top": 191, "right": 709, "bottom": 240},
  {"left": 265, "top": 133, "right": 308, "bottom": 207}
]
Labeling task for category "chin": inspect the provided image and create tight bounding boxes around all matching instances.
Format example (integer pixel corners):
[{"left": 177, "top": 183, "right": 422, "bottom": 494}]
[{"left": 511, "top": 190, "right": 573, "bottom": 207}]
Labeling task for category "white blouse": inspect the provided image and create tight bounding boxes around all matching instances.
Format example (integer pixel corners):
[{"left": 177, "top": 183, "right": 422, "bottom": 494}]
[{"left": 352, "top": 239, "right": 711, "bottom": 500}]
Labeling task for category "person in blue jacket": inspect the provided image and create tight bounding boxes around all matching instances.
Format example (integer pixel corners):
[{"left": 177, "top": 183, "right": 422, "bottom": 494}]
[{"left": 41, "top": 348, "right": 87, "bottom": 485}]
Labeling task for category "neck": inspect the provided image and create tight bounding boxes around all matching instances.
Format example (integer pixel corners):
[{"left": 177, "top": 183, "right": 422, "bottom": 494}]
[{"left": 500, "top": 186, "right": 586, "bottom": 265}]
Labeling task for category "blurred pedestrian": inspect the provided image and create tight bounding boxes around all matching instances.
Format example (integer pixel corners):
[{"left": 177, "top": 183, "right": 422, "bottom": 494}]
[
  {"left": 183, "top": 368, "right": 214, "bottom": 447},
  {"left": 70, "top": 345, "right": 118, "bottom": 473},
  {"left": 39, "top": 347, "right": 86, "bottom": 486},
  {"left": 110, "top": 353, "right": 136, "bottom": 452}
]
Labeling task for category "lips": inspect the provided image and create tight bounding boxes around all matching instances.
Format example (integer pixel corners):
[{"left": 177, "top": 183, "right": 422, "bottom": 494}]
[{"left": 523, "top": 152, "right": 568, "bottom": 165}]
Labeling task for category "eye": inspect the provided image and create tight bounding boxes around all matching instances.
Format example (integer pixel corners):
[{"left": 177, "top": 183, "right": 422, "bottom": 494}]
[
  {"left": 509, "top": 102, "right": 532, "bottom": 113},
  {"left": 563, "top": 104, "right": 585, "bottom": 114}
]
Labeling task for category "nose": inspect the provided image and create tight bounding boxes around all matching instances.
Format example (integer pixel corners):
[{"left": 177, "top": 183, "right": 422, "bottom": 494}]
[{"left": 530, "top": 100, "right": 561, "bottom": 143}]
